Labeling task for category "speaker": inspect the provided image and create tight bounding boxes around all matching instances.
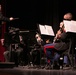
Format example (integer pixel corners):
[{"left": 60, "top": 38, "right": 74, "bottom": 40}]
[{"left": 0, "top": 62, "right": 15, "bottom": 68}]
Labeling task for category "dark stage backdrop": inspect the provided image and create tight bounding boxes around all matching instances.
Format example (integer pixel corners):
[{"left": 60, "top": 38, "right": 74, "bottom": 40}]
[
  {"left": 3, "top": 0, "right": 59, "bottom": 34},
  {"left": 1, "top": 0, "right": 76, "bottom": 33}
]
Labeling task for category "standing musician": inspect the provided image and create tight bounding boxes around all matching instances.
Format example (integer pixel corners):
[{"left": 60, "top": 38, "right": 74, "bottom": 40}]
[
  {"left": 0, "top": 3, "right": 14, "bottom": 62},
  {"left": 0, "top": 4, "right": 14, "bottom": 44}
]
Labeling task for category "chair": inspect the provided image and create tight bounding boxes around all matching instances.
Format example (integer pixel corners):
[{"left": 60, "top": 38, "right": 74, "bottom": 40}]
[{"left": 59, "top": 38, "right": 73, "bottom": 69}]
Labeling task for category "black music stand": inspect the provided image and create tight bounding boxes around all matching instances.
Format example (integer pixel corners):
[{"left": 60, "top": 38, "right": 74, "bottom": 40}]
[
  {"left": 70, "top": 33, "right": 76, "bottom": 69},
  {"left": 63, "top": 20, "right": 76, "bottom": 69},
  {"left": 38, "top": 24, "right": 55, "bottom": 67}
]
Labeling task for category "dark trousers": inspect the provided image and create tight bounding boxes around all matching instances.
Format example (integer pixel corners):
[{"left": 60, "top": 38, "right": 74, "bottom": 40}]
[{"left": 32, "top": 50, "right": 40, "bottom": 65}]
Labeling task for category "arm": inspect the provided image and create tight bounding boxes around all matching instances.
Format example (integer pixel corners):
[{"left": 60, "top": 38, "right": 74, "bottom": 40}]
[{"left": 0, "top": 12, "right": 14, "bottom": 21}]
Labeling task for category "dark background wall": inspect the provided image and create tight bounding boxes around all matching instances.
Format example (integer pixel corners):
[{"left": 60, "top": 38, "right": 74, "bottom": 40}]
[{"left": 1, "top": 0, "right": 76, "bottom": 34}]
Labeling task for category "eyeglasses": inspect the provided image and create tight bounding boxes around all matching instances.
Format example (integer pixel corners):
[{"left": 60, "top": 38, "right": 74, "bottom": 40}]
[{"left": 63, "top": 19, "right": 71, "bottom": 21}]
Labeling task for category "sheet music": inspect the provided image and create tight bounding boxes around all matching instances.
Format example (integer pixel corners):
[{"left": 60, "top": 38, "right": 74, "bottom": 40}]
[
  {"left": 39, "top": 24, "right": 48, "bottom": 35},
  {"left": 63, "top": 20, "right": 76, "bottom": 33},
  {"left": 45, "top": 25, "right": 55, "bottom": 36},
  {"left": 39, "top": 24, "right": 55, "bottom": 36}
]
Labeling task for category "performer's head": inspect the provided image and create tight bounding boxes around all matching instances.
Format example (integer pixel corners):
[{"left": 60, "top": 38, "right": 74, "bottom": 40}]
[
  {"left": 35, "top": 32, "right": 43, "bottom": 44},
  {"left": 59, "top": 21, "right": 65, "bottom": 32},
  {"left": 60, "top": 21, "right": 64, "bottom": 29},
  {"left": 35, "top": 33, "right": 41, "bottom": 40},
  {"left": 63, "top": 12, "right": 73, "bottom": 20},
  {"left": 45, "top": 39, "right": 50, "bottom": 44}
]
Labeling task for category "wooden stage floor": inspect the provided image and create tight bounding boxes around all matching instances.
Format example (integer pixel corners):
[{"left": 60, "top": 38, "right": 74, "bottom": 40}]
[{"left": 0, "top": 65, "right": 76, "bottom": 75}]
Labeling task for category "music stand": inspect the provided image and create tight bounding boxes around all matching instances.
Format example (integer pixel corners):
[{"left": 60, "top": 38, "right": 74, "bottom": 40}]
[
  {"left": 37, "top": 24, "right": 55, "bottom": 67},
  {"left": 63, "top": 20, "right": 76, "bottom": 69}
]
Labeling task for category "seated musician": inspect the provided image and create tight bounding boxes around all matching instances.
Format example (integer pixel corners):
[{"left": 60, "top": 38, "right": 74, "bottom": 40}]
[
  {"left": 44, "top": 12, "right": 73, "bottom": 69},
  {"left": 31, "top": 32, "right": 45, "bottom": 68},
  {"left": 3, "top": 33, "right": 24, "bottom": 67}
]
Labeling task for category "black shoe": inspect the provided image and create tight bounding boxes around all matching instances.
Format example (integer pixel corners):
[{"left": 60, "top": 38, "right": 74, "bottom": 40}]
[
  {"left": 53, "top": 61, "right": 60, "bottom": 69},
  {"left": 53, "top": 64, "right": 60, "bottom": 70},
  {"left": 45, "top": 63, "right": 52, "bottom": 70},
  {"left": 63, "top": 64, "right": 71, "bottom": 70}
]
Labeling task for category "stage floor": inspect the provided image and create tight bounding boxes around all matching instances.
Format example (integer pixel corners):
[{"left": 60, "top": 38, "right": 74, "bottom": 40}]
[{"left": 0, "top": 65, "right": 76, "bottom": 75}]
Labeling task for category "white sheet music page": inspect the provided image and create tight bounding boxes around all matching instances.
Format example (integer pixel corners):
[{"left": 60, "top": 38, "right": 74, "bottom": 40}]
[
  {"left": 45, "top": 25, "right": 55, "bottom": 36},
  {"left": 63, "top": 20, "right": 76, "bottom": 33},
  {"left": 39, "top": 24, "right": 49, "bottom": 35},
  {"left": 39, "top": 24, "right": 55, "bottom": 36}
]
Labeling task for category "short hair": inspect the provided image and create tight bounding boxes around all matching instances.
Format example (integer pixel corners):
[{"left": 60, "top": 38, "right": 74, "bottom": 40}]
[
  {"left": 63, "top": 13, "right": 73, "bottom": 20},
  {"left": 35, "top": 33, "right": 41, "bottom": 39}
]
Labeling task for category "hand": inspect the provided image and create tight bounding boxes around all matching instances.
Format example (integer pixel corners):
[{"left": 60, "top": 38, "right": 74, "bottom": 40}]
[
  {"left": 57, "top": 30, "right": 61, "bottom": 35},
  {"left": 60, "top": 22, "right": 64, "bottom": 28},
  {"left": 0, "top": 39, "right": 4, "bottom": 46},
  {"left": 9, "top": 17, "right": 14, "bottom": 21},
  {"left": 55, "top": 30, "right": 61, "bottom": 38}
]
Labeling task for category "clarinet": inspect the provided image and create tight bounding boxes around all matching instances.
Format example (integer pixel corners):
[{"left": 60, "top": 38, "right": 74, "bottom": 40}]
[{"left": 53, "top": 28, "right": 63, "bottom": 43}]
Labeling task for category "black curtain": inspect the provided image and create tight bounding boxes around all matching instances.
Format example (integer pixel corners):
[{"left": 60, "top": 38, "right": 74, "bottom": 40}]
[
  {"left": 3, "top": 0, "right": 76, "bottom": 34},
  {"left": 4, "top": 0, "right": 59, "bottom": 33}
]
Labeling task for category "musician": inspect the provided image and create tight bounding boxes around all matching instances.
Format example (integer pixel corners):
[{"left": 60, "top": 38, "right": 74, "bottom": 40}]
[
  {"left": 0, "top": 5, "right": 13, "bottom": 20},
  {"left": 31, "top": 32, "right": 45, "bottom": 68},
  {"left": 0, "top": 4, "right": 14, "bottom": 44},
  {"left": 0, "top": 4, "right": 14, "bottom": 28},
  {"left": 0, "top": 4, "right": 14, "bottom": 62},
  {"left": 44, "top": 12, "right": 73, "bottom": 69}
]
